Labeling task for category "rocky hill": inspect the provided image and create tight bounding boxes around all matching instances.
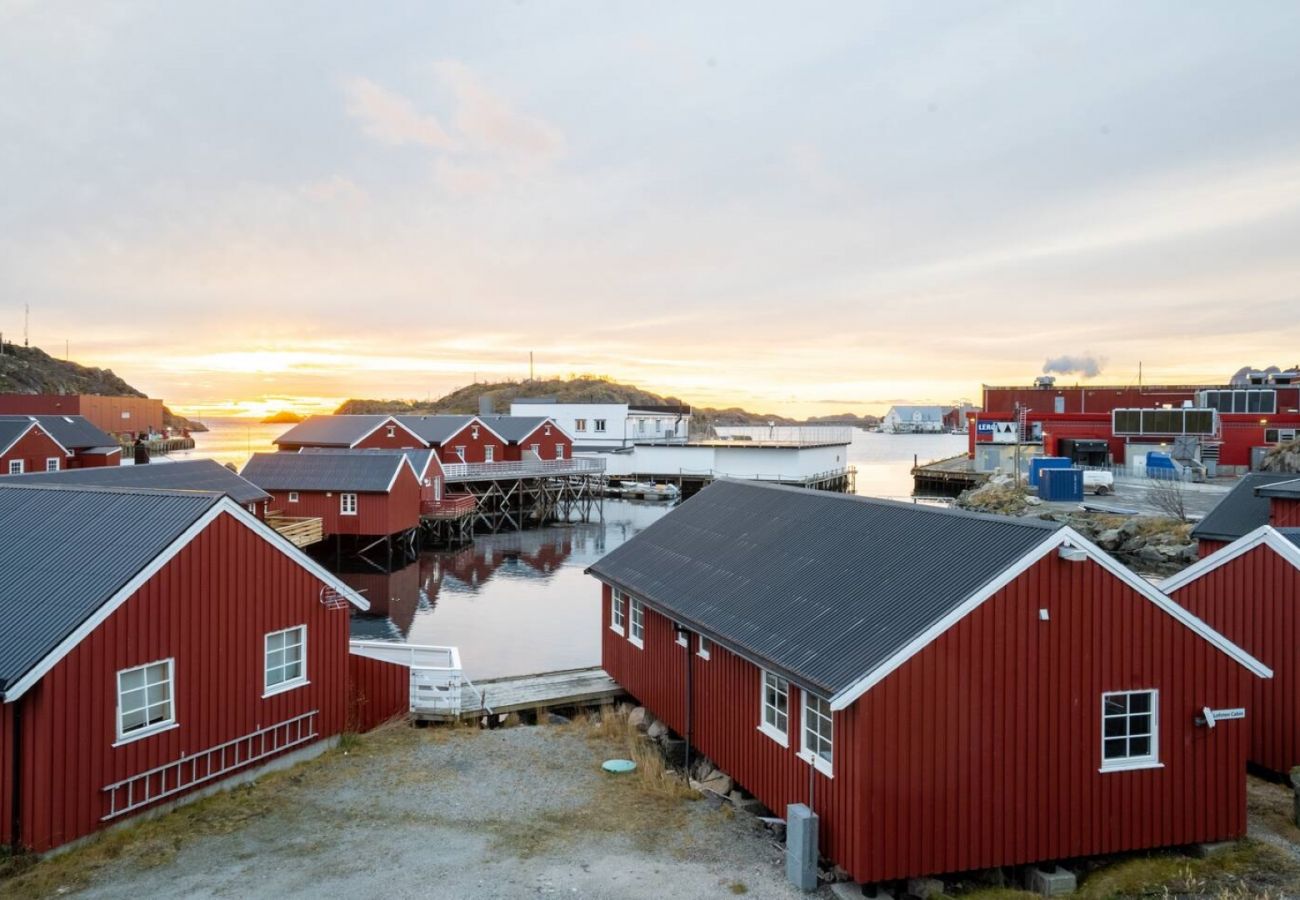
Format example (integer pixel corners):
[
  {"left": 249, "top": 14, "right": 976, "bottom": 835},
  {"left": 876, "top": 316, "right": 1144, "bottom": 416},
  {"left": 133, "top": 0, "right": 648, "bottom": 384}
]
[
  {"left": 336, "top": 376, "right": 810, "bottom": 433},
  {"left": 0, "top": 342, "right": 204, "bottom": 432},
  {"left": 1260, "top": 438, "right": 1300, "bottom": 473}
]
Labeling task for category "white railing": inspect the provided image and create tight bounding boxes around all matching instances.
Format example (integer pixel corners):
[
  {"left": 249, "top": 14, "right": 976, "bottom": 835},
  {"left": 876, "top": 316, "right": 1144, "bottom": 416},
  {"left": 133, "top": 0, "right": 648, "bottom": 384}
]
[
  {"left": 349, "top": 640, "right": 465, "bottom": 716},
  {"left": 711, "top": 425, "right": 857, "bottom": 445},
  {"left": 101, "top": 711, "right": 319, "bottom": 821},
  {"left": 442, "top": 457, "right": 605, "bottom": 481}
]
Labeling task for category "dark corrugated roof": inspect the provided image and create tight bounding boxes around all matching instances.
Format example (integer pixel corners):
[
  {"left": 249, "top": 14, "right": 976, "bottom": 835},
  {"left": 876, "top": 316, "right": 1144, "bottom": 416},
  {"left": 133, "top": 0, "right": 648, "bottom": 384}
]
[
  {"left": 395, "top": 415, "right": 476, "bottom": 445},
  {"left": 241, "top": 452, "right": 407, "bottom": 492},
  {"left": 1191, "top": 474, "right": 1299, "bottom": 542},
  {"left": 1257, "top": 478, "right": 1300, "bottom": 499},
  {"left": 0, "top": 420, "right": 40, "bottom": 454},
  {"left": 479, "top": 416, "right": 552, "bottom": 443},
  {"left": 0, "top": 414, "right": 117, "bottom": 451},
  {"left": 298, "top": 447, "right": 438, "bottom": 478},
  {"left": 13, "top": 459, "right": 270, "bottom": 505},
  {"left": 0, "top": 485, "right": 221, "bottom": 690},
  {"left": 1280, "top": 528, "right": 1300, "bottom": 550},
  {"left": 587, "top": 480, "right": 1060, "bottom": 695},
  {"left": 271, "top": 415, "right": 390, "bottom": 447}
]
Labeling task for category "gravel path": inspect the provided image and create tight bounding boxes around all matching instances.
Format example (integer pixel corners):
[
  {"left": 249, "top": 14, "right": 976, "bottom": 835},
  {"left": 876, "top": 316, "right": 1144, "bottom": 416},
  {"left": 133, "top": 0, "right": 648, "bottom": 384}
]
[{"left": 69, "top": 722, "right": 814, "bottom": 899}]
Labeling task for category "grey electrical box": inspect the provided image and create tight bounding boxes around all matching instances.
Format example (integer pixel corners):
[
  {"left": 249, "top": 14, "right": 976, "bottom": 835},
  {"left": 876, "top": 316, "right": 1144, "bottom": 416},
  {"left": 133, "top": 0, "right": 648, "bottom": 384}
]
[{"left": 785, "top": 803, "right": 819, "bottom": 891}]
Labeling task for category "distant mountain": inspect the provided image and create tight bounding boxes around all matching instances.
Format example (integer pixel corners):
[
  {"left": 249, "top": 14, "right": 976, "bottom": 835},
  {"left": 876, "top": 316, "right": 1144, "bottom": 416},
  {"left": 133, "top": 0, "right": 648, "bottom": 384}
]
[
  {"left": 0, "top": 342, "right": 206, "bottom": 432},
  {"left": 260, "top": 410, "right": 305, "bottom": 424},
  {"left": 805, "top": 412, "right": 881, "bottom": 425},
  {"left": 336, "top": 376, "right": 803, "bottom": 431}
]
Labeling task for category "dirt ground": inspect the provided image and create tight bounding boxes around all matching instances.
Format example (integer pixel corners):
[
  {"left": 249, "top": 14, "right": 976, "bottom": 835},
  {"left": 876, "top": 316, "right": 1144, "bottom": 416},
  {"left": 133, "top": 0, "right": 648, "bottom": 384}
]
[{"left": 4, "top": 717, "right": 1300, "bottom": 899}]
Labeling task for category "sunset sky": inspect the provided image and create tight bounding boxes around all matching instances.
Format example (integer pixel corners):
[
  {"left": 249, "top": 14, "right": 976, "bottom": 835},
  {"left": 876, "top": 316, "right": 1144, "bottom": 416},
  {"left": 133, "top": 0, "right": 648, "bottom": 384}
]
[{"left": 3, "top": 2, "right": 1299, "bottom": 419}]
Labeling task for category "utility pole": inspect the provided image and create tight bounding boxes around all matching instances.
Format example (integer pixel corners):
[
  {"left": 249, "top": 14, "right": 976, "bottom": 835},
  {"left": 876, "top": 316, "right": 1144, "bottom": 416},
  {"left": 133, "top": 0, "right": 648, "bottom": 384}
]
[
  {"left": 529, "top": 351, "right": 534, "bottom": 382},
  {"left": 24, "top": 304, "right": 29, "bottom": 347}
]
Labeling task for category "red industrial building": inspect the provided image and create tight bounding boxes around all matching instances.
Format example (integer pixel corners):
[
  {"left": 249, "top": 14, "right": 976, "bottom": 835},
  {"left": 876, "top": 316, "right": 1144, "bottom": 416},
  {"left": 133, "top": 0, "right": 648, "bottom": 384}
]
[
  {"left": 1164, "top": 514, "right": 1300, "bottom": 774},
  {"left": 0, "top": 394, "right": 167, "bottom": 439},
  {"left": 0, "top": 483, "right": 369, "bottom": 853},
  {"left": 0, "top": 415, "right": 121, "bottom": 468},
  {"left": 0, "top": 420, "right": 70, "bottom": 475},
  {"left": 589, "top": 480, "right": 1269, "bottom": 886},
  {"left": 240, "top": 452, "right": 422, "bottom": 540},
  {"left": 976, "top": 372, "right": 1300, "bottom": 473}
]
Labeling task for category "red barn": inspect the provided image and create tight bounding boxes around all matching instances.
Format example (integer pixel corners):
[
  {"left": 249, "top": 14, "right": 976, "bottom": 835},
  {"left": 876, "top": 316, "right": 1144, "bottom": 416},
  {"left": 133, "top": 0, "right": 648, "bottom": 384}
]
[
  {"left": 0, "top": 420, "right": 70, "bottom": 475},
  {"left": 0, "top": 483, "right": 369, "bottom": 853},
  {"left": 588, "top": 481, "right": 1269, "bottom": 887},
  {"left": 1164, "top": 524, "right": 1300, "bottom": 773},
  {"left": 480, "top": 416, "right": 573, "bottom": 462},
  {"left": 0, "top": 415, "right": 122, "bottom": 469},
  {"left": 240, "top": 452, "right": 421, "bottom": 539},
  {"left": 1190, "top": 473, "right": 1299, "bottom": 557}
]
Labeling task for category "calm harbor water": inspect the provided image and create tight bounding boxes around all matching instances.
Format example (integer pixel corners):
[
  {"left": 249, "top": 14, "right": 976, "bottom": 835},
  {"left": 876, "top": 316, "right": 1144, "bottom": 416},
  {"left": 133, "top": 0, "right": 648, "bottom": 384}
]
[{"left": 184, "top": 419, "right": 968, "bottom": 678}]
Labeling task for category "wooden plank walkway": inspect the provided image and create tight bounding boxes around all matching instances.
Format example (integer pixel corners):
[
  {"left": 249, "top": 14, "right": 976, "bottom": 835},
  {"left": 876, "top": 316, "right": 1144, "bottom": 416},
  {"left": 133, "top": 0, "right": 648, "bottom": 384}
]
[{"left": 452, "top": 666, "right": 623, "bottom": 720}]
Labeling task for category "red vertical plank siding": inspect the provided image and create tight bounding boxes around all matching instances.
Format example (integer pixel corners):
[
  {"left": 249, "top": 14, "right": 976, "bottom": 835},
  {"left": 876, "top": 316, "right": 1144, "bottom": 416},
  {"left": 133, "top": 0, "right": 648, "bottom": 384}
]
[
  {"left": 346, "top": 655, "right": 409, "bottom": 733},
  {"left": 0, "top": 700, "right": 13, "bottom": 846},
  {"left": 1271, "top": 499, "right": 1300, "bottom": 528},
  {"left": 503, "top": 424, "right": 572, "bottom": 462},
  {"left": 1169, "top": 544, "right": 1300, "bottom": 773},
  {"left": 1198, "top": 539, "right": 1228, "bottom": 559},
  {"left": 14, "top": 513, "right": 354, "bottom": 852},
  {"left": 263, "top": 475, "right": 419, "bottom": 539},
  {"left": 0, "top": 428, "right": 67, "bottom": 475},
  {"left": 353, "top": 425, "right": 426, "bottom": 450},
  {"left": 601, "top": 552, "right": 1252, "bottom": 884},
  {"left": 436, "top": 423, "right": 507, "bottom": 465}
]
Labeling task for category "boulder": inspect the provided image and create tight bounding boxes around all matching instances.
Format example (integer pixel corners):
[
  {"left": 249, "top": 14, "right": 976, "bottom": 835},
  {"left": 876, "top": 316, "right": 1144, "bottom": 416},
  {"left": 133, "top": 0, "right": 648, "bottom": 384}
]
[
  {"left": 699, "top": 774, "right": 734, "bottom": 796},
  {"left": 646, "top": 720, "right": 669, "bottom": 740},
  {"left": 1095, "top": 529, "right": 1123, "bottom": 551},
  {"left": 628, "top": 707, "right": 652, "bottom": 730}
]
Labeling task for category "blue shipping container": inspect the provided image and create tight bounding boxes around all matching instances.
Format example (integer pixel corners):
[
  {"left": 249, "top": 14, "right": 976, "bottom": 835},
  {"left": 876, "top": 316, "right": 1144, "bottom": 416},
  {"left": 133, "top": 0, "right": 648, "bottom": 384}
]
[
  {"left": 1145, "top": 452, "right": 1180, "bottom": 480},
  {"left": 1029, "top": 456, "right": 1073, "bottom": 488},
  {"left": 1039, "top": 467, "right": 1084, "bottom": 502}
]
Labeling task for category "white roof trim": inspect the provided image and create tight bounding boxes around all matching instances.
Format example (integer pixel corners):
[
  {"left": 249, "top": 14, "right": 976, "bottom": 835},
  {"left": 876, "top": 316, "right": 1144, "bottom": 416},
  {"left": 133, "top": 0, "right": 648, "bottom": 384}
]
[
  {"left": 349, "top": 416, "right": 427, "bottom": 450},
  {"left": 829, "top": 526, "right": 1270, "bottom": 711},
  {"left": 0, "top": 420, "right": 72, "bottom": 460},
  {"left": 454, "top": 415, "right": 508, "bottom": 447},
  {"left": 510, "top": 417, "right": 573, "bottom": 447},
  {"left": 1162, "top": 525, "right": 1300, "bottom": 593},
  {"left": 2, "top": 497, "right": 368, "bottom": 702}
]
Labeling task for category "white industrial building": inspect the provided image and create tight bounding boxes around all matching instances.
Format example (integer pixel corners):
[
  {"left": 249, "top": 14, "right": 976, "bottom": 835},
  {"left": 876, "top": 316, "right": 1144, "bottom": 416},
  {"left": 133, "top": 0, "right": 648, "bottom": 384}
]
[{"left": 509, "top": 400, "right": 691, "bottom": 449}]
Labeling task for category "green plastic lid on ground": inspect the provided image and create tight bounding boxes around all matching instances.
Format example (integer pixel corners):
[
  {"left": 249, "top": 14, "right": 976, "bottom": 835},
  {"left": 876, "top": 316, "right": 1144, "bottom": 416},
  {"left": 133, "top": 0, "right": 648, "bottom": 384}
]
[{"left": 602, "top": 759, "right": 637, "bottom": 774}]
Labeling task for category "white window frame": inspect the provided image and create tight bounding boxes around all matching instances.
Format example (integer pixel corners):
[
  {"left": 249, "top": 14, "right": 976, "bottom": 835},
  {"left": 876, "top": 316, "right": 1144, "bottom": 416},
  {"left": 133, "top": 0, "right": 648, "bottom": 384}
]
[
  {"left": 697, "top": 636, "right": 712, "bottom": 660},
  {"left": 288, "top": 491, "right": 299, "bottom": 503},
  {"left": 433, "top": 477, "right": 442, "bottom": 501},
  {"left": 340, "top": 492, "right": 358, "bottom": 516},
  {"left": 455, "top": 445, "right": 467, "bottom": 462},
  {"left": 386, "top": 424, "right": 396, "bottom": 437},
  {"left": 799, "top": 692, "right": 834, "bottom": 777},
  {"left": 759, "top": 669, "right": 789, "bottom": 747},
  {"left": 555, "top": 445, "right": 565, "bottom": 460},
  {"left": 1100, "top": 689, "right": 1161, "bottom": 772},
  {"left": 115, "top": 658, "right": 176, "bottom": 745},
  {"left": 575, "top": 418, "right": 587, "bottom": 432},
  {"left": 45, "top": 457, "right": 60, "bottom": 472},
  {"left": 264, "top": 625, "right": 308, "bottom": 697},
  {"left": 594, "top": 419, "right": 607, "bottom": 433},
  {"left": 471, "top": 425, "right": 480, "bottom": 439},
  {"left": 8, "top": 460, "right": 22, "bottom": 475},
  {"left": 609, "top": 589, "right": 626, "bottom": 635},
  {"left": 485, "top": 445, "right": 495, "bottom": 463},
  {"left": 629, "top": 597, "right": 645, "bottom": 649},
  {"left": 673, "top": 621, "right": 689, "bottom": 648}
]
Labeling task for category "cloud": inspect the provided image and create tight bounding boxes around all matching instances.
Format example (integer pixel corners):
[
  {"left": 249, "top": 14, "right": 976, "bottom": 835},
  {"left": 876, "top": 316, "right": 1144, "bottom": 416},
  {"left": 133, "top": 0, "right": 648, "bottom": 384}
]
[
  {"left": 343, "top": 77, "right": 455, "bottom": 149},
  {"left": 1042, "top": 354, "right": 1104, "bottom": 378},
  {"left": 433, "top": 60, "right": 566, "bottom": 164}
]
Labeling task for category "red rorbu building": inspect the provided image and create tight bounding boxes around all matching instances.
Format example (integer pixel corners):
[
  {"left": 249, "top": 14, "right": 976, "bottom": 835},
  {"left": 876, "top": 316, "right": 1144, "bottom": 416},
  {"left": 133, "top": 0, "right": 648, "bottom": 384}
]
[
  {"left": 0, "top": 483, "right": 369, "bottom": 853},
  {"left": 240, "top": 452, "right": 421, "bottom": 539},
  {"left": 396, "top": 415, "right": 507, "bottom": 465},
  {"left": 273, "top": 414, "right": 517, "bottom": 466},
  {"left": 588, "top": 480, "right": 1270, "bottom": 887},
  {"left": 1164, "top": 519, "right": 1300, "bottom": 773},
  {"left": 0, "top": 419, "right": 70, "bottom": 475},
  {"left": 0, "top": 415, "right": 123, "bottom": 468},
  {"left": 1190, "top": 473, "right": 1299, "bottom": 557},
  {"left": 480, "top": 416, "right": 572, "bottom": 462}
]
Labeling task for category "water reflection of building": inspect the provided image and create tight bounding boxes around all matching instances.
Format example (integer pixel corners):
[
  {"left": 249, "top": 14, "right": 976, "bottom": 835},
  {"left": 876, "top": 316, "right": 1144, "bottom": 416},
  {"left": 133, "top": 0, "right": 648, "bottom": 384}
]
[
  {"left": 439, "top": 530, "right": 575, "bottom": 589},
  {"left": 342, "top": 556, "right": 442, "bottom": 638}
]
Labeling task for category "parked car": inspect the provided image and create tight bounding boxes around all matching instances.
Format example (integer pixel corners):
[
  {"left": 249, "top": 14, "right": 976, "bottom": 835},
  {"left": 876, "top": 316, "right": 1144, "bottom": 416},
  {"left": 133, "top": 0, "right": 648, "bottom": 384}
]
[{"left": 1084, "top": 469, "right": 1114, "bottom": 495}]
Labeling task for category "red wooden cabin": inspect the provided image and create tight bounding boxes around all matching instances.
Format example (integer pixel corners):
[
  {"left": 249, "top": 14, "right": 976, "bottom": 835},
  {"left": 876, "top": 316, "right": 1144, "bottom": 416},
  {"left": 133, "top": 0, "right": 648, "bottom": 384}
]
[
  {"left": 480, "top": 416, "right": 573, "bottom": 462},
  {"left": 273, "top": 415, "right": 427, "bottom": 452},
  {"left": 1191, "top": 473, "right": 1299, "bottom": 557},
  {"left": 397, "top": 415, "right": 507, "bottom": 465},
  {"left": 1261, "top": 479, "right": 1300, "bottom": 527},
  {"left": 0, "top": 483, "right": 368, "bottom": 853},
  {"left": 1164, "top": 524, "right": 1300, "bottom": 773},
  {"left": 0, "top": 420, "right": 69, "bottom": 475},
  {"left": 240, "top": 452, "right": 421, "bottom": 538},
  {"left": 588, "top": 480, "right": 1269, "bottom": 887},
  {"left": 0, "top": 415, "right": 122, "bottom": 469}
]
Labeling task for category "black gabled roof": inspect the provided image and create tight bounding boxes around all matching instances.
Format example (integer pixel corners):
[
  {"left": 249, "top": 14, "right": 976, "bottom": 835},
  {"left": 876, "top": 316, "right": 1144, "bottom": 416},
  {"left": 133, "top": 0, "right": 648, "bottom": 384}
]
[
  {"left": 0, "top": 484, "right": 222, "bottom": 691},
  {"left": 1280, "top": 528, "right": 1300, "bottom": 550},
  {"left": 395, "top": 415, "right": 478, "bottom": 445},
  {"left": 241, "top": 452, "right": 409, "bottom": 492},
  {"left": 587, "top": 480, "right": 1060, "bottom": 696},
  {"left": 1191, "top": 473, "right": 1299, "bottom": 543},
  {"left": 271, "top": 415, "right": 395, "bottom": 447},
  {"left": 1257, "top": 478, "right": 1300, "bottom": 499},
  {"left": 13, "top": 458, "right": 271, "bottom": 505},
  {"left": 0, "top": 414, "right": 115, "bottom": 452},
  {"left": 478, "top": 415, "right": 554, "bottom": 444}
]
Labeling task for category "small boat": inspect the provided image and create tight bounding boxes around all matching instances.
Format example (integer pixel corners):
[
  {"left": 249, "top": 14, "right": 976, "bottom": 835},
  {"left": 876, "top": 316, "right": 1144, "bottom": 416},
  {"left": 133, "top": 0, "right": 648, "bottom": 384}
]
[{"left": 612, "top": 481, "right": 680, "bottom": 501}]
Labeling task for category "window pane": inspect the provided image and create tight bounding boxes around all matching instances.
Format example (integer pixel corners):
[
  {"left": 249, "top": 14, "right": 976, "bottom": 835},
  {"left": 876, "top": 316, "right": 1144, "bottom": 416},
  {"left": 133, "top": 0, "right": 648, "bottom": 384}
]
[
  {"left": 146, "top": 701, "right": 170, "bottom": 725},
  {"left": 1104, "top": 696, "right": 1127, "bottom": 716},
  {"left": 1129, "top": 736, "right": 1151, "bottom": 757},
  {"left": 147, "top": 679, "right": 170, "bottom": 706},
  {"left": 1129, "top": 713, "right": 1151, "bottom": 736},
  {"left": 1128, "top": 693, "right": 1150, "bottom": 713},
  {"left": 121, "top": 707, "right": 146, "bottom": 732},
  {"left": 120, "top": 668, "right": 145, "bottom": 693},
  {"left": 284, "top": 641, "right": 302, "bottom": 664},
  {"left": 1104, "top": 717, "right": 1126, "bottom": 737},
  {"left": 1103, "top": 737, "right": 1127, "bottom": 759}
]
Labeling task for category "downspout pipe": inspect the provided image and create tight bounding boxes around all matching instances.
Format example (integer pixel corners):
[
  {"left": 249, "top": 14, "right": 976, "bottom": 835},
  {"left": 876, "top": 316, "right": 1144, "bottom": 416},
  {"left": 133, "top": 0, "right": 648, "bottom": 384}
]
[
  {"left": 684, "top": 636, "right": 693, "bottom": 775},
  {"left": 4, "top": 684, "right": 20, "bottom": 852}
]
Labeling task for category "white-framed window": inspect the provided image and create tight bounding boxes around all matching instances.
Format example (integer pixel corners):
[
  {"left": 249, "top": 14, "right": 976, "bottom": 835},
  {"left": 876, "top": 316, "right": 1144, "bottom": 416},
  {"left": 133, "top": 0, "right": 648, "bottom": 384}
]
[
  {"left": 288, "top": 491, "right": 299, "bottom": 503},
  {"left": 575, "top": 418, "right": 587, "bottom": 432},
  {"left": 340, "top": 492, "right": 358, "bottom": 515},
  {"left": 594, "top": 419, "right": 607, "bottom": 433},
  {"left": 471, "top": 425, "right": 480, "bottom": 439},
  {"left": 433, "top": 477, "right": 442, "bottom": 502},
  {"left": 1101, "top": 690, "right": 1159, "bottom": 771},
  {"left": 555, "top": 445, "right": 565, "bottom": 460},
  {"left": 530, "top": 443, "right": 540, "bottom": 458},
  {"left": 264, "top": 626, "right": 307, "bottom": 695},
  {"left": 759, "top": 669, "right": 789, "bottom": 746},
  {"left": 8, "top": 460, "right": 23, "bottom": 475},
  {"left": 386, "top": 424, "right": 396, "bottom": 437},
  {"left": 800, "top": 693, "right": 833, "bottom": 776},
  {"left": 45, "top": 457, "right": 60, "bottom": 472},
  {"left": 610, "top": 589, "right": 626, "bottom": 635},
  {"left": 673, "top": 621, "right": 689, "bottom": 648},
  {"left": 116, "top": 659, "right": 175, "bottom": 742},
  {"left": 629, "top": 597, "right": 645, "bottom": 648},
  {"left": 485, "top": 445, "right": 495, "bottom": 463},
  {"left": 544, "top": 423, "right": 552, "bottom": 435},
  {"left": 698, "top": 636, "right": 712, "bottom": 660},
  {"left": 455, "top": 445, "right": 467, "bottom": 462}
]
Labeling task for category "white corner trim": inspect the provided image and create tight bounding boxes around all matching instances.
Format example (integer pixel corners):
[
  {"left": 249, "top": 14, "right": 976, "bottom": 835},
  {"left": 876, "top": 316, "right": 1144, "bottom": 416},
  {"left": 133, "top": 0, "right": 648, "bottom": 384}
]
[
  {"left": 2, "top": 497, "right": 369, "bottom": 703},
  {"left": 1161, "top": 525, "right": 1300, "bottom": 592},
  {"left": 829, "top": 526, "right": 1272, "bottom": 712}
]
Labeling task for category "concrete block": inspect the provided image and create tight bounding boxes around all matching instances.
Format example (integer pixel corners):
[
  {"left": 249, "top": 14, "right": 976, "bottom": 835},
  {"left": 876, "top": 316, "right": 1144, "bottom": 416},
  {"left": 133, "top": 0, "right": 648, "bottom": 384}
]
[
  {"left": 786, "top": 803, "right": 819, "bottom": 892},
  {"left": 907, "top": 876, "right": 945, "bottom": 899},
  {"left": 1024, "top": 866, "right": 1077, "bottom": 896},
  {"left": 1190, "top": 840, "right": 1237, "bottom": 859}
]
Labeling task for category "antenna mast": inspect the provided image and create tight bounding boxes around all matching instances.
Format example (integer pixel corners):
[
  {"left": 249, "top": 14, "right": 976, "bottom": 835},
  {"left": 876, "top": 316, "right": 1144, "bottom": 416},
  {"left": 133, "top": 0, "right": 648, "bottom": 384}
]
[{"left": 24, "top": 304, "right": 29, "bottom": 348}]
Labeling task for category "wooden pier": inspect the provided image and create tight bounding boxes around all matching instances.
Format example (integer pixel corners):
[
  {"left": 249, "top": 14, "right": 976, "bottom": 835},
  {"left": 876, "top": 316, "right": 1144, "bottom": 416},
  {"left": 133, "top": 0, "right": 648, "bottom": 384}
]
[
  {"left": 911, "top": 454, "right": 986, "bottom": 497},
  {"left": 612, "top": 465, "right": 856, "bottom": 501},
  {"left": 443, "top": 459, "right": 605, "bottom": 534},
  {"left": 453, "top": 666, "right": 623, "bottom": 721}
]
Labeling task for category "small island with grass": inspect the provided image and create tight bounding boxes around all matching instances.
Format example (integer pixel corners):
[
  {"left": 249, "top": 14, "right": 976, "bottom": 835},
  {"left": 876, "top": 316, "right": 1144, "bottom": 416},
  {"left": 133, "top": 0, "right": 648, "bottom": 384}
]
[{"left": 259, "top": 410, "right": 305, "bottom": 425}]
